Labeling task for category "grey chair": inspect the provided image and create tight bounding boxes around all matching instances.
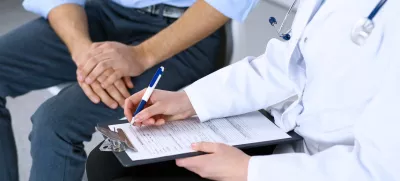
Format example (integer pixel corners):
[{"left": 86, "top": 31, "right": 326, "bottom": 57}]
[{"left": 214, "top": 20, "right": 233, "bottom": 70}]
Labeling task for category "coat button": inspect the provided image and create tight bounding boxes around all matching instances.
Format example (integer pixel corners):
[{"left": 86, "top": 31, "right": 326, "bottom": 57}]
[{"left": 304, "top": 37, "right": 308, "bottom": 43}]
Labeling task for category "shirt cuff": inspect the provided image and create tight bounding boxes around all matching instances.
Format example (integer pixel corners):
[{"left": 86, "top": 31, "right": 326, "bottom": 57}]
[
  {"left": 184, "top": 85, "right": 211, "bottom": 122},
  {"left": 203, "top": 0, "right": 259, "bottom": 22},
  {"left": 23, "top": 0, "right": 86, "bottom": 18}
]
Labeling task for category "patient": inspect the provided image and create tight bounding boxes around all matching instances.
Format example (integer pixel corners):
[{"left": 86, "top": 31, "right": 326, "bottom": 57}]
[
  {"left": 87, "top": 0, "right": 400, "bottom": 181},
  {"left": 0, "top": 0, "right": 233, "bottom": 180}
]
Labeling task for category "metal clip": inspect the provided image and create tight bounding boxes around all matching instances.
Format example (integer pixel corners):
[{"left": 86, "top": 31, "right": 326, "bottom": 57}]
[{"left": 96, "top": 126, "right": 137, "bottom": 152}]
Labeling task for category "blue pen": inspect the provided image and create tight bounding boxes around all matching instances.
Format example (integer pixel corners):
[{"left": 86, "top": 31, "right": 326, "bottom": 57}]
[{"left": 131, "top": 66, "right": 164, "bottom": 125}]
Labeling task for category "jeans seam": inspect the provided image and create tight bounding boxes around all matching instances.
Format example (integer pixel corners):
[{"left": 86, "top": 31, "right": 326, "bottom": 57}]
[{"left": 62, "top": 142, "right": 70, "bottom": 181}]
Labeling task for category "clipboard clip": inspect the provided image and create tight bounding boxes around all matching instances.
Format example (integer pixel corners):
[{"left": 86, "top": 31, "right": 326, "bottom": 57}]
[{"left": 96, "top": 126, "right": 138, "bottom": 153}]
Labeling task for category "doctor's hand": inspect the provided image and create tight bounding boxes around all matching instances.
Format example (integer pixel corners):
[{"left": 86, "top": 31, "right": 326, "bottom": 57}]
[
  {"left": 124, "top": 89, "right": 196, "bottom": 126},
  {"left": 176, "top": 142, "right": 250, "bottom": 181},
  {"left": 76, "top": 42, "right": 150, "bottom": 89}
]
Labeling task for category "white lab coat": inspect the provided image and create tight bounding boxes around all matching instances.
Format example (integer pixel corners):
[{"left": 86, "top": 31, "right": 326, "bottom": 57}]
[{"left": 184, "top": 0, "right": 400, "bottom": 180}]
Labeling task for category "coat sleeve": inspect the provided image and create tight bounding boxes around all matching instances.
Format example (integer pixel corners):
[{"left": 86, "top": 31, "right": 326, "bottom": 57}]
[
  {"left": 184, "top": 38, "right": 296, "bottom": 122},
  {"left": 247, "top": 56, "right": 400, "bottom": 181}
]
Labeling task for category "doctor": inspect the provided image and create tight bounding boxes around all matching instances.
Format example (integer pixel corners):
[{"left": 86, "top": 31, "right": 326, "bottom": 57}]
[{"left": 124, "top": 0, "right": 400, "bottom": 180}]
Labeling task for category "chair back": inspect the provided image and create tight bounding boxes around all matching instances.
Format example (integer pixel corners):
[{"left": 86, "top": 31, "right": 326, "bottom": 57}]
[{"left": 214, "top": 20, "right": 233, "bottom": 70}]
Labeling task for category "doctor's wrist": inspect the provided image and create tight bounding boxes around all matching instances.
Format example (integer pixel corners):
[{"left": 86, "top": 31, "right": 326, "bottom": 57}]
[{"left": 178, "top": 91, "right": 197, "bottom": 119}]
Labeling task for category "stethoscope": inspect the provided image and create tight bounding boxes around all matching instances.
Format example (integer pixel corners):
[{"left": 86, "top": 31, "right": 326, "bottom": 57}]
[
  {"left": 269, "top": 0, "right": 298, "bottom": 41},
  {"left": 269, "top": 0, "right": 388, "bottom": 46},
  {"left": 351, "top": 0, "right": 387, "bottom": 45}
]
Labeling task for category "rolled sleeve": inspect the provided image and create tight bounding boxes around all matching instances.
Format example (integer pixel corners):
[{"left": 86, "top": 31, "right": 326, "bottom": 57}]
[
  {"left": 23, "top": 0, "right": 86, "bottom": 18},
  {"left": 204, "top": 0, "right": 259, "bottom": 22}
]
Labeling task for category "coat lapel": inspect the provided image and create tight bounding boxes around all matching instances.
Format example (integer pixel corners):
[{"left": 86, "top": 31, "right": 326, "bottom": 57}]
[{"left": 285, "top": 0, "right": 323, "bottom": 64}]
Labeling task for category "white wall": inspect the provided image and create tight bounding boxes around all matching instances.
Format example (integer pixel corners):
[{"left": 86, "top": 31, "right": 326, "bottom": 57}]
[
  {"left": 268, "top": 0, "right": 299, "bottom": 9},
  {"left": 230, "top": 0, "right": 296, "bottom": 63}
]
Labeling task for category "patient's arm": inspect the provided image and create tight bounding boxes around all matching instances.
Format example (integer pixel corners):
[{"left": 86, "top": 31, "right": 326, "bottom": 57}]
[
  {"left": 47, "top": 4, "right": 92, "bottom": 65},
  {"left": 136, "top": 0, "right": 229, "bottom": 69}
]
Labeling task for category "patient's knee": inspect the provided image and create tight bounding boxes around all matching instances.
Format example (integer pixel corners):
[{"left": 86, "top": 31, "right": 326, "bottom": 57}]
[{"left": 30, "top": 98, "right": 72, "bottom": 144}]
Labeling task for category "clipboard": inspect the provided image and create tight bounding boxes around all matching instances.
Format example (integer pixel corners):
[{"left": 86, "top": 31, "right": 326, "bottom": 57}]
[{"left": 96, "top": 110, "right": 303, "bottom": 167}]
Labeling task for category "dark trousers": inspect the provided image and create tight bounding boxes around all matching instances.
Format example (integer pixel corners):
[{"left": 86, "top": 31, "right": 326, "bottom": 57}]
[
  {"left": 0, "top": 1, "right": 221, "bottom": 180},
  {"left": 86, "top": 142, "right": 275, "bottom": 181}
]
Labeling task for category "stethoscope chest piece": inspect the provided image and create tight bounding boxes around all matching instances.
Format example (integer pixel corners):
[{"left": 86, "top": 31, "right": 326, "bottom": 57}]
[
  {"left": 351, "top": 0, "right": 387, "bottom": 46},
  {"left": 351, "top": 18, "right": 375, "bottom": 46},
  {"left": 269, "top": 0, "right": 298, "bottom": 41}
]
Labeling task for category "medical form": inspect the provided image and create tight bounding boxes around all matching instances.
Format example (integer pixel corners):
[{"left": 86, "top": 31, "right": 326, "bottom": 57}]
[{"left": 109, "top": 111, "right": 290, "bottom": 161}]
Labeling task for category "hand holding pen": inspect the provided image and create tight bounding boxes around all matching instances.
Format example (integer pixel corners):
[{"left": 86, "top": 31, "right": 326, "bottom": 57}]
[{"left": 124, "top": 66, "right": 196, "bottom": 127}]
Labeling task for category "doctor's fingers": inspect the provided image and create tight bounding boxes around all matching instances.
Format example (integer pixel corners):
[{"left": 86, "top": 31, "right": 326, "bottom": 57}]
[
  {"left": 124, "top": 89, "right": 147, "bottom": 121},
  {"left": 164, "top": 113, "right": 192, "bottom": 122},
  {"left": 192, "top": 142, "right": 225, "bottom": 153},
  {"left": 133, "top": 103, "right": 166, "bottom": 123},
  {"left": 126, "top": 89, "right": 147, "bottom": 104},
  {"left": 176, "top": 155, "right": 213, "bottom": 175},
  {"left": 127, "top": 109, "right": 160, "bottom": 127},
  {"left": 141, "top": 115, "right": 166, "bottom": 126}
]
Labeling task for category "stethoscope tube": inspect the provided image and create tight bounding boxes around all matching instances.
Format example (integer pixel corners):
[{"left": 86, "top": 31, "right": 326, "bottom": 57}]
[
  {"left": 368, "top": 0, "right": 387, "bottom": 20},
  {"left": 351, "top": 0, "right": 388, "bottom": 46},
  {"left": 279, "top": 0, "right": 298, "bottom": 32},
  {"left": 271, "top": 0, "right": 387, "bottom": 42},
  {"left": 269, "top": 0, "right": 298, "bottom": 40}
]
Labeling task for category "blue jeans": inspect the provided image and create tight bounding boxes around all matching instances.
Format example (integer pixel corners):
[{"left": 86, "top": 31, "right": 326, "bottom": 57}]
[{"left": 0, "top": 1, "right": 221, "bottom": 180}]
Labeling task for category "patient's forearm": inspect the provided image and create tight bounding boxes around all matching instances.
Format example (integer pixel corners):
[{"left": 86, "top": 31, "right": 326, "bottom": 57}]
[
  {"left": 137, "top": 0, "right": 229, "bottom": 69},
  {"left": 48, "top": 4, "right": 91, "bottom": 63}
]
